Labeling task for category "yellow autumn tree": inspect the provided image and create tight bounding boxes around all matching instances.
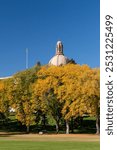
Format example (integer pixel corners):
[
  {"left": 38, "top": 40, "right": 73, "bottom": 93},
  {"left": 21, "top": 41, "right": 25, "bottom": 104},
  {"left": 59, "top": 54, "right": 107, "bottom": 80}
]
[
  {"left": 57, "top": 65, "right": 100, "bottom": 134},
  {"left": 33, "top": 64, "right": 100, "bottom": 134},
  {"left": 81, "top": 68, "right": 100, "bottom": 134},
  {"left": 0, "top": 79, "right": 10, "bottom": 119},
  {"left": 33, "top": 66, "right": 64, "bottom": 133},
  {"left": 54, "top": 64, "right": 93, "bottom": 133}
]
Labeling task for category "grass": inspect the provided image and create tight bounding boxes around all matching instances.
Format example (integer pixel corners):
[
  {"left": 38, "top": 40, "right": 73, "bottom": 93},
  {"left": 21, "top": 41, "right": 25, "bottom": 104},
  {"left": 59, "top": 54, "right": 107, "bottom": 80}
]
[
  {"left": 0, "top": 133, "right": 100, "bottom": 150},
  {"left": 0, "top": 114, "right": 99, "bottom": 150},
  {"left": 0, "top": 141, "right": 99, "bottom": 150}
]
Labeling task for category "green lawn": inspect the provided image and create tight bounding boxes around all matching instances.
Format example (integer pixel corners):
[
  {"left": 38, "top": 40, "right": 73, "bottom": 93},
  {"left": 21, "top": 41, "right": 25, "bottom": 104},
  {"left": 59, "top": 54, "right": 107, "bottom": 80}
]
[{"left": 0, "top": 141, "right": 99, "bottom": 150}]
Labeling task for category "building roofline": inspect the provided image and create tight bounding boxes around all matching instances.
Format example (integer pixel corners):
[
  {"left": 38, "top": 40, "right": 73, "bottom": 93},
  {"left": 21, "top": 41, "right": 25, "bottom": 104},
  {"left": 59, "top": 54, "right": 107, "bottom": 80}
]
[{"left": 0, "top": 76, "right": 12, "bottom": 80}]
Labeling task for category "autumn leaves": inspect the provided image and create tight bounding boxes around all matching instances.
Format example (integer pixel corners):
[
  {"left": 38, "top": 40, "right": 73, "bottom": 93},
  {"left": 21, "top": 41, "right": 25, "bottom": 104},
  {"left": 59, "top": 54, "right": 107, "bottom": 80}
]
[
  {"left": 0, "top": 64, "right": 100, "bottom": 134},
  {"left": 34, "top": 64, "right": 100, "bottom": 134}
]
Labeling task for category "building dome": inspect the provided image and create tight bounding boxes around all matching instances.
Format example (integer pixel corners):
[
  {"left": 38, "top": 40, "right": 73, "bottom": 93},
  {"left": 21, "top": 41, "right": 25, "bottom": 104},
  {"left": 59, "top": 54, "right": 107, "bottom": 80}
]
[
  {"left": 49, "top": 55, "right": 69, "bottom": 66},
  {"left": 49, "top": 41, "right": 69, "bottom": 66}
]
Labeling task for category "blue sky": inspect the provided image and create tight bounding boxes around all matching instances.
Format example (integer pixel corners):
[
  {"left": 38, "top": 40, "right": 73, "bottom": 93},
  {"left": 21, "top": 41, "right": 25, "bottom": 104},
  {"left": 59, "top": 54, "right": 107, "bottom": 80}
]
[{"left": 0, "top": 0, "right": 100, "bottom": 77}]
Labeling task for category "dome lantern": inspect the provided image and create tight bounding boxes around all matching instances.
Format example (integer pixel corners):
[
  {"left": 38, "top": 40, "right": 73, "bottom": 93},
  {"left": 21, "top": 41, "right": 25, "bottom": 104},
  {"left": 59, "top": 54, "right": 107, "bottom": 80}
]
[{"left": 56, "top": 41, "right": 63, "bottom": 55}]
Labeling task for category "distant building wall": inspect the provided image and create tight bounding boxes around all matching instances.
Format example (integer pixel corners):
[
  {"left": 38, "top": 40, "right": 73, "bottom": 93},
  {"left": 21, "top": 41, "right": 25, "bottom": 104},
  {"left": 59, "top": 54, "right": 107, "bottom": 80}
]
[{"left": 0, "top": 76, "right": 12, "bottom": 80}]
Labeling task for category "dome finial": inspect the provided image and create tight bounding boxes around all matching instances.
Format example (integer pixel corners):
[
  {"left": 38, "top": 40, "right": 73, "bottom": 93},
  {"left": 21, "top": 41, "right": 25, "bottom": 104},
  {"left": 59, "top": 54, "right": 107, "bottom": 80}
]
[{"left": 56, "top": 41, "right": 63, "bottom": 55}]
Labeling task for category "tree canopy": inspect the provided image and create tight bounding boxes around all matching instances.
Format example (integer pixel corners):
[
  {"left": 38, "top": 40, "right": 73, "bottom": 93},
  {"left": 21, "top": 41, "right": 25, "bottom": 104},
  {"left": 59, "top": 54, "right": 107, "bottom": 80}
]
[{"left": 0, "top": 64, "right": 100, "bottom": 134}]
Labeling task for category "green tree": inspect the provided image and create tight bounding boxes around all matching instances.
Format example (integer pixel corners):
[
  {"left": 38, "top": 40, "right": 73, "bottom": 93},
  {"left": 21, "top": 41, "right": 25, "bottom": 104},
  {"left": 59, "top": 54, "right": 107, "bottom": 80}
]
[{"left": 8, "top": 65, "right": 40, "bottom": 133}]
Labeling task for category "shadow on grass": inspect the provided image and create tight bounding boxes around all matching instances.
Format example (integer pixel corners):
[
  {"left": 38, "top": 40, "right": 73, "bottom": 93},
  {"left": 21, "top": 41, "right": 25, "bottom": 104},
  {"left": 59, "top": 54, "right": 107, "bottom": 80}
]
[{"left": 0, "top": 131, "right": 27, "bottom": 137}]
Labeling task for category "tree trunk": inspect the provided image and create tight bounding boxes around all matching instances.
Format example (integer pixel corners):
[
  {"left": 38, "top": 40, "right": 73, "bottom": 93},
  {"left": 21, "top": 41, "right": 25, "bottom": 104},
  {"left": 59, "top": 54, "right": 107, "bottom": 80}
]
[
  {"left": 55, "top": 121, "right": 59, "bottom": 134},
  {"left": 42, "top": 114, "right": 46, "bottom": 130},
  {"left": 26, "top": 125, "right": 30, "bottom": 133},
  {"left": 66, "top": 120, "right": 70, "bottom": 134},
  {"left": 96, "top": 116, "right": 100, "bottom": 134},
  {"left": 71, "top": 118, "right": 74, "bottom": 133}
]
